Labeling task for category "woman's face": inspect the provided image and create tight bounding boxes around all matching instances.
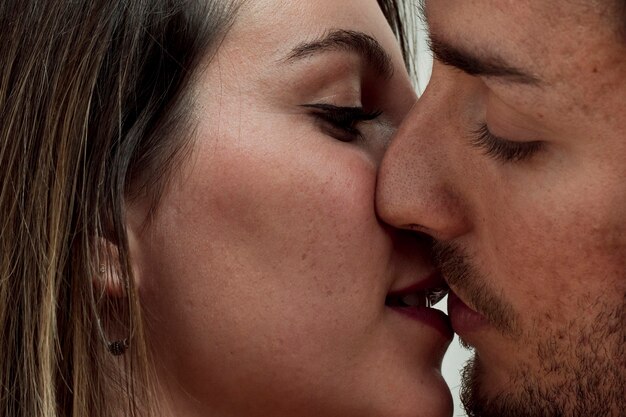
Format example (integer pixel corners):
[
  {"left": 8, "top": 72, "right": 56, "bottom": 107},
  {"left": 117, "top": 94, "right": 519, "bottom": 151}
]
[{"left": 127, "top": 1, "right": 453, "bottom": 416}]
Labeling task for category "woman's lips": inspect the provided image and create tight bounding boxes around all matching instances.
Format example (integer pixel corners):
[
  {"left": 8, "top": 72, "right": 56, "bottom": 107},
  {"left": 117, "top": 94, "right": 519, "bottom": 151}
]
[
  {"left": 388, "top": 305, "right": 454, "bottom": 340},
  {"left": 447, "top": 290, "right": 489, "bottom": 335},
  {"left": 385, "top": 272, "right": 453, "bottom": 339}
]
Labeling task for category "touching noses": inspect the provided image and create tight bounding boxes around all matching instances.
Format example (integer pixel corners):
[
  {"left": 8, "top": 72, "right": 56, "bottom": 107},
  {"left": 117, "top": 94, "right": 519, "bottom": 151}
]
[{"left": 376, "top": 82, "right": 471, "bottom": 242}]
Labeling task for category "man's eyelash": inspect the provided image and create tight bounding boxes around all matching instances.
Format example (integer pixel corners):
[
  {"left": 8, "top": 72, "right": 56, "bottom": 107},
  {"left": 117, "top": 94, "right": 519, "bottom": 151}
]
[
  {"left": 470, "top": 124, "right": 543, "bottom": 162},
  {"left": 301, "top": 104, "right": 382, "bottom": 141}
]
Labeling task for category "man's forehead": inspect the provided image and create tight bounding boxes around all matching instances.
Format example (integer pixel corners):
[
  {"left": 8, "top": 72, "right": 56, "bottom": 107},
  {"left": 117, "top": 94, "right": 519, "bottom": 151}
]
[
  {"left": 423, "top": 0, "right": 619, "bottom": 43},
  {"left": 423, "top": 0, "right": 626, "bottom": 115},
  {"left": 423, "top": 0, "right": 621, "bottom": 75}
]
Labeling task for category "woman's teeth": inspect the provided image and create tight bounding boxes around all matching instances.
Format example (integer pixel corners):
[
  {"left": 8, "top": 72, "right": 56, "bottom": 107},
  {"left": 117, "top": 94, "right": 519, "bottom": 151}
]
[
  {"left": 401, "top": 293, "right": 428, "bottom": 307},
  {"left": 386, "top": 287, "right": 449, "bottom": 309}
]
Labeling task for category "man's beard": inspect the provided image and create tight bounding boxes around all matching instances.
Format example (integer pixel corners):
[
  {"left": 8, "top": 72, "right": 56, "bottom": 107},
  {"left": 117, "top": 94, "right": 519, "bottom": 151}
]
[{"left": 433, "top": 242, "right": 626, "bottom": 417}]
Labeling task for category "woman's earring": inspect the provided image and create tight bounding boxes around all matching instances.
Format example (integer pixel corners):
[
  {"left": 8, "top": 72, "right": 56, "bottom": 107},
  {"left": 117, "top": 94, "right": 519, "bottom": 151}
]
[
  {"left": 108, "top": 339, "right": 129, "bottom": 356},
  {"left": 95, "top": 265, "right": 130, "bottom": 356},
  {"left": 97, "top": 316, "right": 130, "bottom": 356}
]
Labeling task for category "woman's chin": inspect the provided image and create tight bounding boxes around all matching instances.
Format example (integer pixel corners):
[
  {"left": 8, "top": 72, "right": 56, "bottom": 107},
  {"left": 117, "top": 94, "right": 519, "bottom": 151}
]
[{"left": 364, "top": 368, "right": 453, "bottom": 417}]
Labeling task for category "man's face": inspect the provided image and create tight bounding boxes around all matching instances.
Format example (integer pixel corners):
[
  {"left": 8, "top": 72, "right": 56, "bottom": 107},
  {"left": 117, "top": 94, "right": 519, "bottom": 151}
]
[{"left": 377, "top": 1, "right": 626, "bottom": 416}]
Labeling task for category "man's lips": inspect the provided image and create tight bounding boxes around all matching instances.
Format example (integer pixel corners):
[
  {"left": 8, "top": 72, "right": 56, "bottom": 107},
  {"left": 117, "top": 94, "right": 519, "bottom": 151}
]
[{"left": 447, "top": 289, "right": 489, "bottom": 334}]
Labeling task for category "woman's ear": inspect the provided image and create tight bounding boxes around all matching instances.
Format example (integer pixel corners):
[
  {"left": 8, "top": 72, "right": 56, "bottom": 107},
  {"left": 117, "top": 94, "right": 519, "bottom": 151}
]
[
  {"left": 94, "top": 200, "right": 148, "bottom": 297},
  {"left": 93, "top": 237, "right": 128, "bottom": 299}
]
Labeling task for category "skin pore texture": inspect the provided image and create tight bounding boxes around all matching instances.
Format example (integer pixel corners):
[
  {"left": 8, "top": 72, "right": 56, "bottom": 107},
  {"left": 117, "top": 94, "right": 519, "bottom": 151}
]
[
  {"left": 125, "top": 1, "right": 453, "bottom": 417},
  {"left": 377, "top": 1, "right": 626, "bottom": 417}
]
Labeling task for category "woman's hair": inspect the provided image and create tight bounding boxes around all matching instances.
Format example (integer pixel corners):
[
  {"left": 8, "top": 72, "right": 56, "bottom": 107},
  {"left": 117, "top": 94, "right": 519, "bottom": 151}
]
[{"left": 0, "top": 1, "right": 414, "bottom": 417}]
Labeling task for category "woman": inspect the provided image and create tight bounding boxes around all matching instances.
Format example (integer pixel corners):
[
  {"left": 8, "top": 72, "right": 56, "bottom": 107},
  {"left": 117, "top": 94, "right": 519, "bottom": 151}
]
[{"left": 0, "top": 1, "right": 452, "bottom": 417}]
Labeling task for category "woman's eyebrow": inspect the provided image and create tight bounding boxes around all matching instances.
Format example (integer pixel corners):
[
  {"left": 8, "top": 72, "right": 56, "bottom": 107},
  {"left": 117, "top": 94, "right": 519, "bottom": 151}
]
[{"left": 282, "top": 29, "right": 394, "bottom": 79}]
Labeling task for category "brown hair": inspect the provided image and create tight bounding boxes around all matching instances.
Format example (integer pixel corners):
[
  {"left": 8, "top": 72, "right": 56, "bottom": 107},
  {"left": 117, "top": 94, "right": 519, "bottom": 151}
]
[
  {"left": 1, "top": 2, "right": 236, "bottom": 416},
  {"left": 379, "top": 0, "right": 417, "bottom": 78},
  {"left": 0, "top": 1, "right": 413, "bottom": 417}
]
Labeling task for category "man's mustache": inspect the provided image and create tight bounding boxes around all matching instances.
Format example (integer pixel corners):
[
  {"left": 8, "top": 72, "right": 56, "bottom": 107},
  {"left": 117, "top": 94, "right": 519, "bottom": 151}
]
[{"left": 432, "top": 241, "right": 520, "bottom": 337}]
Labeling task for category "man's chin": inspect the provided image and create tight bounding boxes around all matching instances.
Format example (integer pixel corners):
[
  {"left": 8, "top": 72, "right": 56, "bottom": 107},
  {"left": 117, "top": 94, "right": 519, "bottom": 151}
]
[
  {"left": 459, "top": 355, "right": 553, "bottom": 417},
  {"left": 459, "top": 349, "right": 624, "bottom": 417}
]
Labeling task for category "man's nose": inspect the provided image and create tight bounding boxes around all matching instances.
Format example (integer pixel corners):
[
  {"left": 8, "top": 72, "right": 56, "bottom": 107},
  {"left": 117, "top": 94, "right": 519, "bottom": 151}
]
[{"left": 376, "top": 76, "right": 471, "bottom": 242}]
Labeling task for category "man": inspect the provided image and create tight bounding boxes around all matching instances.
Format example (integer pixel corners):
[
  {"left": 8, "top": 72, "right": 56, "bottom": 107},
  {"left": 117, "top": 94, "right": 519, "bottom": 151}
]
[{"left": 377, "top": 1, "right": 626, "bottom": 416}]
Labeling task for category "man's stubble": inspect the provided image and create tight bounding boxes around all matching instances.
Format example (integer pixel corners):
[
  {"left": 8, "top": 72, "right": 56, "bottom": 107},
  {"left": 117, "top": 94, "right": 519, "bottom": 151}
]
[{"left": 434, "top": 242, "right": 626, "bottom": 417}]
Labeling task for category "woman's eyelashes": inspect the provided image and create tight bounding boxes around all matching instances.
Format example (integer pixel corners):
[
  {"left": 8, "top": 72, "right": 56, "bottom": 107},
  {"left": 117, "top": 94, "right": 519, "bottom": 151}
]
[
  {"left": 302, "top": 103, "right": 382, "bottom": 143},
  {"left": 471, "top": 124, "right": 544, "bottom": 163}
]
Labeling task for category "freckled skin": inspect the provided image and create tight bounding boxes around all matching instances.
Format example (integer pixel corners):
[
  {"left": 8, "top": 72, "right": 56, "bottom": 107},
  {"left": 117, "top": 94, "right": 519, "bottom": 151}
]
[
  {"left": 125, "top": 1, "right": 454, "bottom": 417},
  {"left": 377, "top": 1, "right": 626, "bottom": 416}
]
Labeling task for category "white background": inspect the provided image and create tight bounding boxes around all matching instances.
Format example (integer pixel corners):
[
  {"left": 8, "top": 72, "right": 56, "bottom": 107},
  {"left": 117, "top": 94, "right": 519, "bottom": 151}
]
[{"left": 436, "top": 302, "right": 473, "bottom": 417}]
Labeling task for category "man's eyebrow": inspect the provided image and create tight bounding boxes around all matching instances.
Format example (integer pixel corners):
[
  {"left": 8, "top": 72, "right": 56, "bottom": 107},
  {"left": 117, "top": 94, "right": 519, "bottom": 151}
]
[
  {"left": 283, "top": 29, "right": 394, "bottom": 79},
  {"left": 427, "top": 33, "right": 543, "bottom": 86}
]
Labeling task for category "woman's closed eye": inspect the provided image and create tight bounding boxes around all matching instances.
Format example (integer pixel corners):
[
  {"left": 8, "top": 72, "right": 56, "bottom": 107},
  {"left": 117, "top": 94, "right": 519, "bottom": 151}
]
[{"left": 302, "top": 103, "right": 383, "bottom": 143}]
